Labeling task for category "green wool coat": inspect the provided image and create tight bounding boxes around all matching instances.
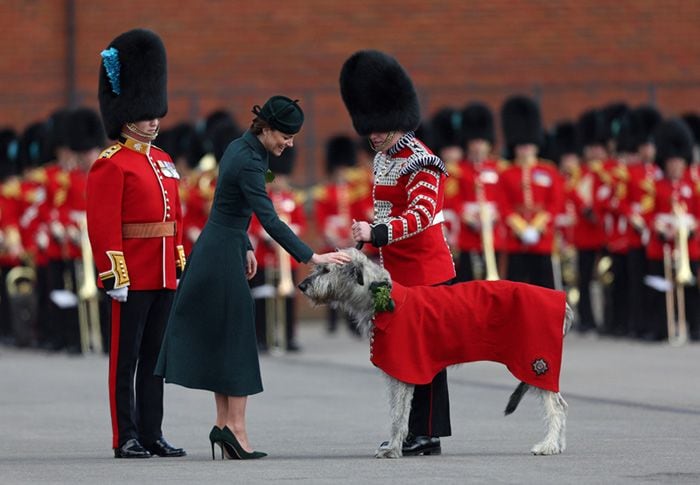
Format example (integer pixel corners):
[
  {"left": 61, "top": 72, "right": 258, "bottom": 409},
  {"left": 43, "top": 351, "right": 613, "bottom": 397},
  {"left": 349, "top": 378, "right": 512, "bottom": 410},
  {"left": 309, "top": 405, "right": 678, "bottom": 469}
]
[{"left": 155, "top": 131, "right": 313, "bottom": 396}]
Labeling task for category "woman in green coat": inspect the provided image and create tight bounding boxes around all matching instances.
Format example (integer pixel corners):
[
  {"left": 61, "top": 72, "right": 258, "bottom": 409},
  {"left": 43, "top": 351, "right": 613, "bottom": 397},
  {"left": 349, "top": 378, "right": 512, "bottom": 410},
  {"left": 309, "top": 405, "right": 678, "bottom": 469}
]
[{"left": 155, "top": 96, "right": 350, "bottom": 459}]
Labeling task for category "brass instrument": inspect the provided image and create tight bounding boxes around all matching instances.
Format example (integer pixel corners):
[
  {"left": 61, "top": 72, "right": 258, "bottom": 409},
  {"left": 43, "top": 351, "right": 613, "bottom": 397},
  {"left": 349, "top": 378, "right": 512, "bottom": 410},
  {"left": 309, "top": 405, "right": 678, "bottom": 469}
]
[
  {"left": 661, "top": 202, "right": 693, "bottom": 345},
  {"left": 475, "top": 173, "right": 499, "bottom": 281},
  {"left": 6, "top": 265, "right": 38, "bottom": 347},
  {"left": 76, "top": 215, "right": 103, "bottom": 353},
  {"left": 267, "top": 197, "right": 296, "bottom": 353}
]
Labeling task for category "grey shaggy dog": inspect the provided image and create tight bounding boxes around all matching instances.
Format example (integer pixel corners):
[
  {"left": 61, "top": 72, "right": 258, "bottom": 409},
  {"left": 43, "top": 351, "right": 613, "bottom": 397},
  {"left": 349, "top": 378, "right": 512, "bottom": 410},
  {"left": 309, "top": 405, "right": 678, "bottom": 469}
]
[{"left": 298, "top": 248, "right": 574, "bottom": 459}]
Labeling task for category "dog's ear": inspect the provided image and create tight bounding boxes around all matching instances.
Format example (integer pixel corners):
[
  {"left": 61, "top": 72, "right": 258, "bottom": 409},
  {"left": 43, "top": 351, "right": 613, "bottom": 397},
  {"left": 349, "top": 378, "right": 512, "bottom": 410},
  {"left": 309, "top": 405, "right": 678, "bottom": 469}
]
[
  {"left": 342, "top": 261, "right": 364, "bottom": 286},
  {"left": 354, "top": 264, "right": 364, "bottom": 286}
]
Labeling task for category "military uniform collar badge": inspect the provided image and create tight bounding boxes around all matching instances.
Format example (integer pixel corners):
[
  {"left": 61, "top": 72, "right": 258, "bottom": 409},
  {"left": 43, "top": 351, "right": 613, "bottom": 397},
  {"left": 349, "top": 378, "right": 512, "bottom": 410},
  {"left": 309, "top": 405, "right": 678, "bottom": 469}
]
[{"left": 119, "top": 134, "right": 151, "bottom": 155}]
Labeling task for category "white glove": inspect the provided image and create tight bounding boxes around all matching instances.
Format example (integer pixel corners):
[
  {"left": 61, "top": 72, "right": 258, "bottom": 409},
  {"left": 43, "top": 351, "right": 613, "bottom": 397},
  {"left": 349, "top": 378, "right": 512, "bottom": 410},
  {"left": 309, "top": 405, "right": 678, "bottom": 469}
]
[
  {"left": 520, "top": 226, "right": 541, "bottom": 246},
  {"left": 106, "top": 286, "right": 129, "bottom": 302}
]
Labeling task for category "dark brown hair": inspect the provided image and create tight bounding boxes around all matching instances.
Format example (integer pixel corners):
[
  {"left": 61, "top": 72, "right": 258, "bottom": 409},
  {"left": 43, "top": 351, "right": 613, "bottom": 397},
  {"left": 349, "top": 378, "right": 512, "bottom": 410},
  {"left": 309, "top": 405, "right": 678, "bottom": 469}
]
[{"left": 250, "top": 117, "right": 270, "bottom": 135}]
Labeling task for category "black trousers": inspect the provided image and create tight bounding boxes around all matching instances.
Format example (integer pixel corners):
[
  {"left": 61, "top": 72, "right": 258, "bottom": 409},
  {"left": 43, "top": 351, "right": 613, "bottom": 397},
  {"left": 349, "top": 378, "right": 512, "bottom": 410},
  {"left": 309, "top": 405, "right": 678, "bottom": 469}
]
[
  {"left": 408, "top": 278, "right": 452, "bottom": 438},
  {"left": 506, "top": 253, "right": 555, "bottom": 289},
  {"left": 608, "top": 252, "right": 629, "bottom": 334},
  {"left": 576, "top": 249, "right": 598, "bottom": 329},
  {"left": 108, "top": 289, "right": 173, "bottom": 448},
  {"left": 47, "top": 259, "right": 81, "bottom": 351},
  {"left": 644, "top": 260, "right": 700, "bottom": 340},
  {"left": 626, "top": 248, "right": 649, "bottom": 337}
]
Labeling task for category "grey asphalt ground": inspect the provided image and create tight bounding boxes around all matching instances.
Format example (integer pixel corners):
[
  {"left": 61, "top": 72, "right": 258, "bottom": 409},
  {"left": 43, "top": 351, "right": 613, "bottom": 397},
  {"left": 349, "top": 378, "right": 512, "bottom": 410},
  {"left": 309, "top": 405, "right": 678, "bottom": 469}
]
[{"left": 1, "top": 321, "right": 699, "bottom": 484}]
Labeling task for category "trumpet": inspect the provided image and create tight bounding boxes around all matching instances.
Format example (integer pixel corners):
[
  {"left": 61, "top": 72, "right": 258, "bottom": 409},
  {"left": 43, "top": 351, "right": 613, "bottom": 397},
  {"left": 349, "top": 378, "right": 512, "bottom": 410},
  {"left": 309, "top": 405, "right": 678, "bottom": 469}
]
[
  {"left": 478, "top": 199, "right": 499, "bottom": 281},
  {"left": 76, "top": 214, "right": 103, "bottom": 353}
]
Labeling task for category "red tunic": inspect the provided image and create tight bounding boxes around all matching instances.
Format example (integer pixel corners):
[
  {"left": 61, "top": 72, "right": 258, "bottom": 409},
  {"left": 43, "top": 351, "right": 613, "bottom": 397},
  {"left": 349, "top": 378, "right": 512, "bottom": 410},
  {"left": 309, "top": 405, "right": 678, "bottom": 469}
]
[
  {"left": 371, "top": 280, "right": 567, "bottom": 391},
  {"left": 86, "top": 138, "right": 184, "bottom": 290},
  {"left": 372, "top": 133, "right": 455, "bottom": 286}
]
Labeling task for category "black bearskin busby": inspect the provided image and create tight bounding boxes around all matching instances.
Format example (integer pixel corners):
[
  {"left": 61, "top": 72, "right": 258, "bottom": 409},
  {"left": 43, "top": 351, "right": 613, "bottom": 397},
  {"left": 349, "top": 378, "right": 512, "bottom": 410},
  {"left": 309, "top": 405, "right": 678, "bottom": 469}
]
[
  {"left": 68, "top": 107, "right": 106, "bottom": 152},
  {"left": 500, "top": 95, "right": 543, "bottom": 149},
  {"left": 552, "top": 121, "right": 581, "bottom": 162},
  {"left": 18, "top": 121, "right": 50, "bottom": 170},
  {"left": 98, "top": 28, "right": 168, "bottom": 140},
  {"left": 576, "top": 109, "right": 607, "bottom": 148},
  {"left": 269, "top": 146, "right": 296, "bottom": 176},
  {"left": 0, "top": 128, "right": 19, "bottom": 180},
  {"left": 339, "top": 50, "right": 420, "bottom": 136},
  {"left": 614, "top": 111, "right": 637, "bottom": 155},
  {"left": 462, "top": 102, "right": 495, "bottom": 144},
  {"left": 654, "top": 118, "right": 694, "bottom": 167},
  {"left": 159, "top": 122, "right": 201, "bottom": 169},
  {"left": 630, "top": 105, "right": 662, "bottom": 149},
  {"left": 325, "top": 135, "right": 357, "bottom": 174},
  {"left": 428, "top": 107, "right": 463, "bottom": 154},
  {"left": 601, "top": 102, "right": 629, "bottom": 143},
  {"left": 681, "top": 113, "right": 700, "bottom": 147}
]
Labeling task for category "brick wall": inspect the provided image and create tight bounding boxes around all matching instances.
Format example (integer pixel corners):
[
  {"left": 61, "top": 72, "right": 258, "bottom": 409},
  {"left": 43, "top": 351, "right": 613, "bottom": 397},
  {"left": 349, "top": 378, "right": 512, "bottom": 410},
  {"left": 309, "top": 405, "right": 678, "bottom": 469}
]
[{"left": 3, "top": 0, "right": 700, "bottom": 181}]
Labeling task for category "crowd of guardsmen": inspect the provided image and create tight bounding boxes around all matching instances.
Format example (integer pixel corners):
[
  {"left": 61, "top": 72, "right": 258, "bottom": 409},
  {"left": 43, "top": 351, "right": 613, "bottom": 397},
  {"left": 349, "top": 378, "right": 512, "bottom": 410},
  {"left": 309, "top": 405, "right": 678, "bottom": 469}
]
[{"left": 2, "top": 96, "right": 700, "bottom": 355}]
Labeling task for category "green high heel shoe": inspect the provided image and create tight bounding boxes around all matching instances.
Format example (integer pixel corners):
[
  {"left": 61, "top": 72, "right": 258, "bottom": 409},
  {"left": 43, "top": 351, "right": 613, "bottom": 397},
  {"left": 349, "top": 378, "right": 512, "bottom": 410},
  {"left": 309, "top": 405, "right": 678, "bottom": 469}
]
[
  {"left": 220, "top": 426, "right": 267, "bottom": 459},
  {"left": 209, "top": 426, "right": 224, "bottom": 460}
]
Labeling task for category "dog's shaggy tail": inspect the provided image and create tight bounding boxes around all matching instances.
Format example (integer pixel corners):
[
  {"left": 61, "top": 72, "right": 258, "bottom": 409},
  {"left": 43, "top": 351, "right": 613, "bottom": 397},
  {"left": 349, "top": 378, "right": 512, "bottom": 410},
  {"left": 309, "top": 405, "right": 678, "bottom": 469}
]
[{"left": 504, "top": 381, "right": 530, "bottom": 416}]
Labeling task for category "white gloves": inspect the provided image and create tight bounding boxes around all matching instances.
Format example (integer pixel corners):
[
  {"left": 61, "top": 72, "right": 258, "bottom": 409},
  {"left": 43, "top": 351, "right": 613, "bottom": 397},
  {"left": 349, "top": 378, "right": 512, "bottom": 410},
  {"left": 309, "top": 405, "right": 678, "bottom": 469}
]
[
  {"left": 106, "top": 286, "right": 129, "bottom": 302},
  {"left": 520, "top": 226, "right": 541, "bottom": 246}
]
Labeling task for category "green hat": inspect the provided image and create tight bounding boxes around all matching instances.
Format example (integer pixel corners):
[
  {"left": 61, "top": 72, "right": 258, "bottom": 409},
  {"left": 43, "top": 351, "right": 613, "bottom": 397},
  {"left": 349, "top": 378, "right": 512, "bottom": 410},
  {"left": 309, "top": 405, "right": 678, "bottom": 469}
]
[{"left": 252, "top": 95, "right": 304, "bottom": 134}]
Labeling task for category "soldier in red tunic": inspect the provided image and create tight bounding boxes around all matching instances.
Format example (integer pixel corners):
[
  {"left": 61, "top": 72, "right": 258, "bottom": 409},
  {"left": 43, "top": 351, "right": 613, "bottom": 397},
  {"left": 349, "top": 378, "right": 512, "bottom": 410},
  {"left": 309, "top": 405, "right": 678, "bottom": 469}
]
[
  {"left": 453, "top": 102, "right": 507, "bottom": 282},
  {"left": 643, "top": 119, "right": 700, "bottom": 342},
  {"left": 87, "top": 29, "right": 186, "bottom": 459},
  {"left": 342, "top": 49, "right": 455, "bottom": 456},
  {"left": 499, "top": 96, "right": 565, "bottom": 289}
]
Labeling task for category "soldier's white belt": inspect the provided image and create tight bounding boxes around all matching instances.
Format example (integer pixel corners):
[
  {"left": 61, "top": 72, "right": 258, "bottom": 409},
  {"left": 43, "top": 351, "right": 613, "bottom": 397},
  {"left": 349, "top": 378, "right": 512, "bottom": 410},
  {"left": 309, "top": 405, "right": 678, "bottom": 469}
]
[
  {"left": 122, "top": 221, "right": 176, "bottom": 238},
  {"left": 432, "top": 210, "right": 445, "bottom": 226}
]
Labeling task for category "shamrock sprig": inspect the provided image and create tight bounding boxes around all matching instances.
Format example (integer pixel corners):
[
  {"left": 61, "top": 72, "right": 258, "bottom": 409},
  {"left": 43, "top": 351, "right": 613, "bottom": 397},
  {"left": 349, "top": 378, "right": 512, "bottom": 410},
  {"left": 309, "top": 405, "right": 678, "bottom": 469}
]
[
  {"left": 265, "top": 169, "right": 275, "bottom": 183},
  {"left": 370, "top": 281, "right": 395, "bottom": 313}
]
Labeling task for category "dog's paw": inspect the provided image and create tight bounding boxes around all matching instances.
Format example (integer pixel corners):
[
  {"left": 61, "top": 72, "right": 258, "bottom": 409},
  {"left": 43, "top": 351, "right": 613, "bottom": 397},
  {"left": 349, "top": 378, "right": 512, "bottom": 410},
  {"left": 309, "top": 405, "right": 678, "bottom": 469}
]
[
  {"left": 375, "top": 443, "right": 402, "bottom": 459},
  {"left": 530, "top": 440, "right": 562, "bottom": 455}
]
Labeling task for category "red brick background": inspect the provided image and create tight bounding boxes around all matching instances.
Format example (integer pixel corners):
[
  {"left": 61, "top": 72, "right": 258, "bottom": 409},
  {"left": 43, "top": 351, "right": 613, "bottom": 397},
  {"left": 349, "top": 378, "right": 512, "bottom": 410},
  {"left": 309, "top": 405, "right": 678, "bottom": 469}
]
[{"left": 2, "top": 0, "right": 700, "bottom": 184}]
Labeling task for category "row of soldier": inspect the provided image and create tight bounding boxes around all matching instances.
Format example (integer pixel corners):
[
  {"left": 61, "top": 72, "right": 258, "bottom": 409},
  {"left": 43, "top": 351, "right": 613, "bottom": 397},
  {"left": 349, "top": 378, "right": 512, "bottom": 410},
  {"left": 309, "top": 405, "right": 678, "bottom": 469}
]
[{"left": 1, "top": 95, "right": 699, "bottom": 354}]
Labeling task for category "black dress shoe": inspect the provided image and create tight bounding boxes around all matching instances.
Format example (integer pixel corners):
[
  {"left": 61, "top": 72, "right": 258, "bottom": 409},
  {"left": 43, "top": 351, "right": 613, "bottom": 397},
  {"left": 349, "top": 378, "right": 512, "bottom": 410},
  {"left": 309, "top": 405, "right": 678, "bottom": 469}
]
[
  {"left": 379, "top": 435, "right": 441, "bottom": 456},
  {"left": 143, "top": 438, "right": 187, "bottom": 457},
  {"left": 114, "top": 438, "right": 151, "bottom": 458}
]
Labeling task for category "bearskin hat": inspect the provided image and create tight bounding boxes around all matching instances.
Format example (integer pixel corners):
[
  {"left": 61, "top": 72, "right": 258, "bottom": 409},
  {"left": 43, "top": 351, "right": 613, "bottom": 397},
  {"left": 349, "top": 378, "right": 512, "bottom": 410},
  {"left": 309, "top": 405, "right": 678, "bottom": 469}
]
[
  {"left": 18, "top": 121, "right": 50, "bottom": 170},
  {"left": 601, "top": 102, "right": 629, "bottom": 142},
  {"left": 614, "top": 111, "right": 637, "bottom": 155},
  {"left": 681, "top": 113, "right": 700, "bottom": 147},
  {"left": 269, "top": 146, "right": 296, "bottom": 176},
  {"left": 325, "top": 135, "right": 357, "bottom": 174},
  {"left": 552, "top": 121, "right": 581, "bottom": 161},
  {"left": 654, "top": 118, "right": 694, "bottom": 167},
  {"left": 98, "top": 28, "right": 168, "bottom": 140},
  {"left": 68, "top": 107, "right": 106, "bottom": 152},
  {"left": 0, "top": 129, "right": 19, "bottom": 180},
  {"left": 339, "top": 50, "right": 420, "bottom": 136},
  {"left": 427, "top": 107, "right": 463, "bottom": 154},
  {"left": 462, "top": 102, "right": 495, "bottom": 144},
  {"left": 630, "top": 105, "right": 662, "bottom": 148},
  {"left": 500, "top": 95, "right": 543, "bottom": 149},
  {"left": 576, "top": 109, "right": 608, "bottom": 147}
]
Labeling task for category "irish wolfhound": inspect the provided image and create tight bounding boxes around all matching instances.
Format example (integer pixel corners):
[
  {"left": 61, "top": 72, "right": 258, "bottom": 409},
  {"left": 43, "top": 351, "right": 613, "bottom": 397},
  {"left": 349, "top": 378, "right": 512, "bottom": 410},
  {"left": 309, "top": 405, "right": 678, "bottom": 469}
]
[{"left": 298, "top": 248, "right": 573, "bottom": 459}]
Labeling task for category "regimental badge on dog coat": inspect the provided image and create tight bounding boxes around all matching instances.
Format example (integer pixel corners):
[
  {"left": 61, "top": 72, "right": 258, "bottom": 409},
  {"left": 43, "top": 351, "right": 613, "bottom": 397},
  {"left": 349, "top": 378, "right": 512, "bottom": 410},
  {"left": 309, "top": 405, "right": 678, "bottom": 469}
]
[{"left": 371, "top": 280, "right": 567, "bottom": 392}]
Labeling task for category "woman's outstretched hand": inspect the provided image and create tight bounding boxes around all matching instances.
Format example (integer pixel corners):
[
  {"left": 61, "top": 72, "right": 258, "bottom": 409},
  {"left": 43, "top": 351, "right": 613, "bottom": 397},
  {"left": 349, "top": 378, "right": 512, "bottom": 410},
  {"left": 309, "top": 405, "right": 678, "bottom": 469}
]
[{"left": 311, "top": 251, "right": 352, "bottom": 265}]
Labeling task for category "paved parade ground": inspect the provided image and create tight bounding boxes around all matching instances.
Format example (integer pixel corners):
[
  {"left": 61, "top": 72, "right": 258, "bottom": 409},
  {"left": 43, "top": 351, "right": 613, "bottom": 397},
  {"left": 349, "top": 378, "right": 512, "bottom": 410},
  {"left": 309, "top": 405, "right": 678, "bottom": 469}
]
[{"left": 1, "top": 322, "right": 699, "bottom": 484}]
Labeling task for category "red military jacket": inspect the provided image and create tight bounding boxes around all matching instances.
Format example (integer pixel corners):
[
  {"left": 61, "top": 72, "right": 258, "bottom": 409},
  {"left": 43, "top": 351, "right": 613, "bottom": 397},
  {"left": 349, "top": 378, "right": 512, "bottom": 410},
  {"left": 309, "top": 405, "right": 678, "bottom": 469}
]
[
  {"left": 371, "top": 132, "right": 455, "bottom": 286},
  {"left": 314, "top": 171, "right": 374, "bottom": 252},
  {"left": 0, "top": 177, "right": 23, "bottom": 266},
  {"left": 181, "top": 168, "right": 216, "bottom": 256},
  {"left": 248, "top": 185, "right": 306, "bottom": 270},
  {"left": 371, "top": 279, "right": 567, "bottom": 391},
  {"left": 86, "top": 136, "right": 185, "bottom": 291},
  {"left": 567, "top": 160, "right": 610, "bottom": 251},
  {"left": 449, "top": 158, "right": 508, "bottom": 252},
  {"left": 626, "top": 162, "right": 661, "bottom": 249},
  {"left": 500, "top": 159, "right": 565, "bottom": 254},
  {"left": 645, "top": 176, "right": 700, "bottom": 261}
]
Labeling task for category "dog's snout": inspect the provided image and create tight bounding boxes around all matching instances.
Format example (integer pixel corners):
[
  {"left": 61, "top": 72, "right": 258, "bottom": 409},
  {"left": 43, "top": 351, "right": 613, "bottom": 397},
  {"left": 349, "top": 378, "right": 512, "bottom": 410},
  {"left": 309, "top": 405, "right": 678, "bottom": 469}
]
[{"left": 298, "top": 278, "right": 310, "bottom": 293}]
